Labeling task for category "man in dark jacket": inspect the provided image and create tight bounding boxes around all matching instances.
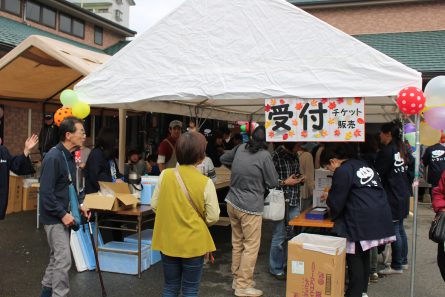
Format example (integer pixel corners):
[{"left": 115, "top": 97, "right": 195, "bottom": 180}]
[
  {"left": 39, "top": 117, "right": 90, "bottom": 297},
  {"left": 0, "top": 135, "right": 38, "bottom": 219},
  {"left": 39, "top": 113, "right": 59, "bottom": 158}
]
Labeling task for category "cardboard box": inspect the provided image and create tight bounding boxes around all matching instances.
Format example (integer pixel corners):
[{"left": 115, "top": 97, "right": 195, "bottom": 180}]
[
  {"left": 313, "top": 169, "right": 333, "bottom": 207},
  {"left": 22, "top": 187, "right": 39, "bottom": 211},
  {"left": 286, "top": 233, "right": 346, "bottom": 297},
  {"left": 6, "top": 175, "right": 23, "bottom": 214},
  {"left": 83, "top": 181, "right": 139, "bottom": 211}
]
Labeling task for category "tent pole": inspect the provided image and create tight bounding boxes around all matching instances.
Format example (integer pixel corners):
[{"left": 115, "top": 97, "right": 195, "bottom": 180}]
[
  {"left": 118, "top": 109, "right": 126, "bottom": 174},
  {"left": 409, "top": 114, "right": 420, "bottom": 297}
]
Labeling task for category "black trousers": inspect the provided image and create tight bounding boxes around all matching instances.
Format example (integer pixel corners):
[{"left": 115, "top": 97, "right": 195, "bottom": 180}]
[
  {"left": 346, "top": 243, "right": 370, "bottom": 297},
  {"left": 438, "top": 242, "right": 445, "bottom": 282}
]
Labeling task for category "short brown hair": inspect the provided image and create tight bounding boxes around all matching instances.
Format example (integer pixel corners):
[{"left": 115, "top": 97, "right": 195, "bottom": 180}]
[{"left": 176, "top": 132, "right": 206, "bottom": 165}]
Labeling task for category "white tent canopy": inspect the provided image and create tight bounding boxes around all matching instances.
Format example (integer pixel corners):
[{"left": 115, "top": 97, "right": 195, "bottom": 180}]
[{"left": 75, "top": 0, "right": 421, "bottom": 122}]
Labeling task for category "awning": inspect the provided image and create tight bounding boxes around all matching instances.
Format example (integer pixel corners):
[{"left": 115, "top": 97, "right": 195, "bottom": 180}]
[{"left": 0, "top": 35, "right": 110, "bottom": 103}]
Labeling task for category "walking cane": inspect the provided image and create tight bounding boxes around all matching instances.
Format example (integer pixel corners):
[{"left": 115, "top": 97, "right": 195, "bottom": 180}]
[{"left": 87, "top": 220, "right": 107, "bottom": 297}]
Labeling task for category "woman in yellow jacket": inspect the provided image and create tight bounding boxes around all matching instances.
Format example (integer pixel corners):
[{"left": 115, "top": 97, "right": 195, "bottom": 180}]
[{"left": 152, "top": 132, "right": 220, "bottom": 297}]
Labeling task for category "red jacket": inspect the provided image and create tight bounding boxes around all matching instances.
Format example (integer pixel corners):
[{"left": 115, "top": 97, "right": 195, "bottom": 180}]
[{"left": 432, "top": 171, "right": 445, "bottom": 213}]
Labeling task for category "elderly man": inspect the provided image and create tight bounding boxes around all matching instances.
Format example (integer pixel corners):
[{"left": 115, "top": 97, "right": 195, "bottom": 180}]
[{"left": 39, "top": 117, "right": 90, "bottom": 297}]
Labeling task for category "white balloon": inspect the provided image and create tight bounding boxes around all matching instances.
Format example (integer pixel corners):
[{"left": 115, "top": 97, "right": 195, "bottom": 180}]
[
  {"left": 424, "top": 76, "right": 445, "bottom": 106},
  {"left": 426, "top": 96, "right": 444, "bottom": 107}
]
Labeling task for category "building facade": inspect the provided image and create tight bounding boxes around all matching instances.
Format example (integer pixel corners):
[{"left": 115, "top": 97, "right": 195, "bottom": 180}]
[
  {"left": 67, "top": 0, "right": 135, "bottom": 28},
  {"left": 0, "top": 0, "right": 135, "bottom": 156},
  {"left": 289, "top": 0, "right": 445, "bottom": 79}
]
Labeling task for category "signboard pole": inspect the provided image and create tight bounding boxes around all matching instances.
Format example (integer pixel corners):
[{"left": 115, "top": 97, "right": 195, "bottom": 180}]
[{"left": 409, "top": 113, "right": 421, "bottom": 297}]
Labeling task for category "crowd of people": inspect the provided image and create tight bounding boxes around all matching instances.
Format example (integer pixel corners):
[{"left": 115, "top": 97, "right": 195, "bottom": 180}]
[{"left": 2, "top": 114, "right": 445, "bottom": 297}]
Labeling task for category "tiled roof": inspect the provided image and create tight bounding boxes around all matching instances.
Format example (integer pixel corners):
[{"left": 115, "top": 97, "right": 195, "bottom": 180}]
[
  {"left": 104, "top": 40, "right": 131, "bottom": 55},
  {"left": 355, "top": 30, "right": 445, "bottom": 73},
  {"left": 0, "top": 16, "right": 103, "bottom": 52}
]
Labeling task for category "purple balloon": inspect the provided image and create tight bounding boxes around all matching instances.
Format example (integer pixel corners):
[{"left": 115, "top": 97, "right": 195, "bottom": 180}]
[
  {"left": 424, "top": 106, "right": 445, "bottom": 130},
  {"left": 403, "top": 123, "right": 416, "bottom": 134}
]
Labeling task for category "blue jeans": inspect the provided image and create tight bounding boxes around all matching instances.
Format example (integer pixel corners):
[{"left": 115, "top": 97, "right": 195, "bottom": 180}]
[
  {"left": 391, "top": 220, "right": 408, "bottom": 270},
  {"left": 269, "top": 206, "right": 300, "bottom": 275},
  {"left": 161, "top": 254, "right": 204, "bottom": 297}
]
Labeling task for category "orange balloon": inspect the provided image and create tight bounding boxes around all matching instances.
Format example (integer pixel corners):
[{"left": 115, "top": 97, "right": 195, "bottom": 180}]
[{"left": 54, "top": 107, "right": 73, "bottom": 126}]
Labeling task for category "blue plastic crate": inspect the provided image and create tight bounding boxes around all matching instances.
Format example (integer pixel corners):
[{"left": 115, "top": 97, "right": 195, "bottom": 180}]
[
  {"left": 98, "top": 241, "right": 150, "bottom": 275},
  {"left": 124, "top": 229, "right": 161, "bottom": 265}
]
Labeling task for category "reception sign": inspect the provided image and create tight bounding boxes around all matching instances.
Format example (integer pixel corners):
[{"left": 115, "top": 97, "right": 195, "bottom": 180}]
[{"left": 265, "top": 98, "right": 365, "bottom": 142}]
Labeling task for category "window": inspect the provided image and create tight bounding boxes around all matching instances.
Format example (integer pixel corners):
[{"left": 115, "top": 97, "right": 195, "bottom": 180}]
[
  {"left": 26, "top": 1, "right": 56, "bottom": 28},
  {"left": 59, "top": 13, "right": 84, "bottom": 38},
  {"left": 116, "top": 0, "right": 122, "bottom": 4},
  {"left": 97, "top": 8, "right": 108, "bottom": 13},
  {"left": 115, "top": 9, "right": 122, "bottom": 21},
  {"left": 94, "top": 26, "right": 103, "bottom": 45},
  {"left": 1, "top": 0, "right": 21, "bottom": 16}
]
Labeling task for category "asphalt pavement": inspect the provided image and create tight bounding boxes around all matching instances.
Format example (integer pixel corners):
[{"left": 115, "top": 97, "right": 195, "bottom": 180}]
[{"left": 0, "top": 204, "right": 443, "bottom": 297}]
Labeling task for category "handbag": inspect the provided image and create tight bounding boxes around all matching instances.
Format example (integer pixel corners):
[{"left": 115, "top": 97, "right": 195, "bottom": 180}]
[
  {"left": 263, "top": 189, "right": 285, "bottom": 221},
  {"left": 174, "top": 168, "right": 215, "bottom": 264},
  {"left": 429, "top": 212, "right": 445, "bottom": 244}
]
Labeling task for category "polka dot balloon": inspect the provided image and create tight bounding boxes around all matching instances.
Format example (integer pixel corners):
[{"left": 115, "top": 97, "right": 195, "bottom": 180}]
[
  {"left": 54, "top": 107, "right": 73, "bottom": 126},
  {"left": 396, "top": 87, "right": 426, "bottom": 115}
]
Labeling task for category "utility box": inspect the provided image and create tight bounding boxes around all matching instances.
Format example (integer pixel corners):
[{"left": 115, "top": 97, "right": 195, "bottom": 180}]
[{"left": 286, "top": 233, "right": 346, "bottom": 297}]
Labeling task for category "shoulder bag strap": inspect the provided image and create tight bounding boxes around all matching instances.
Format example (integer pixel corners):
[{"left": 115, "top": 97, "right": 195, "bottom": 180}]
[
  {"left": 165, "top": 139, "right": 175, "bottom": 151},
  {"left": 174, "top": 167, "right": 206, "bottom": 222},
  {"left": 59, "top": 149, "right": 73, "bottom": 184},
  {"left": 174, "top": 167, "right": 215, "bottom": 264}
]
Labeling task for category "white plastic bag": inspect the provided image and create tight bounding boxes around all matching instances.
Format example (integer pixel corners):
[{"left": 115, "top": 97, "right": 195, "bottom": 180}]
[{"left": 263, "top": 189, "right": 285, "bottom": 221}]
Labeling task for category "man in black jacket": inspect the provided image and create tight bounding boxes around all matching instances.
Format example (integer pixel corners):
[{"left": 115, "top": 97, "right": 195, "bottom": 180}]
[
  {"left": 39, "top": 117, "right": 90, "bottom": 297},
  {"left": 0, "top": 135, "right": 38, "bottom": 219},
  {"left": 39, "top": 113, "right": 59, "bottom": 158}
]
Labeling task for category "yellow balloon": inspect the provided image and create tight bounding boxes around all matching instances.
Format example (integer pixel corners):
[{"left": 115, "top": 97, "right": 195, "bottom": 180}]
[
  {"left": 72, "top": 101, "right": 90, "bottom": 119},
  {"left": 420, "top": 121, "right": 441, "bottom": 146}
]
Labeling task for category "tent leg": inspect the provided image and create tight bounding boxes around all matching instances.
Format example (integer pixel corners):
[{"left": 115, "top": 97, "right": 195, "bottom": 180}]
[
  {"left": 409, "top": 114, "right": 420, "bottom": 297},
  {"left": 118, "top": 109, "right": 126, "bottom": 174}
]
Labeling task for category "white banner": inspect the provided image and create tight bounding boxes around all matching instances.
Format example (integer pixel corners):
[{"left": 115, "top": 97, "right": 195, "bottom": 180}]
[{"left": 265, "top": 98, "right": 365, "bottom": 142}]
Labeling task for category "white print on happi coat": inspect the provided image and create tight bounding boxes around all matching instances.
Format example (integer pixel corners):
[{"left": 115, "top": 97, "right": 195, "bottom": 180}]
[
  {"left": 356, "top": 167, "right": 378, "bottom": 187},
  {"left": 432, "top": 150, "right": 445, "bottom": 161},
  {"left": 0, "top": 159, "right": 6, "bottom": 163},
  {"left": 393, "top": 152, "right": 406, "bottom": 173}
]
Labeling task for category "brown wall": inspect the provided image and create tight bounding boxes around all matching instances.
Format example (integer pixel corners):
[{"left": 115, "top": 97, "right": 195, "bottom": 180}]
[
  {"left": 3, "top": 106, "right": 41, "bottom": 160},
  {"left": 304, "top": 1, "right": 445, "bottom": 35}
]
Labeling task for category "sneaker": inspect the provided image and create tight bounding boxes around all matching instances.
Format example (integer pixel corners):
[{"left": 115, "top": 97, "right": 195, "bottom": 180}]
[
  {"left": 271, "top": 272, "right": 286, "bottom": 280},
  {"left": 369, "top": 272, "right": 379, "bottom": 283},
  {"left": 40, "top": 286, "right": 52, "bottom": 297},
  {"left": 378, "top": 267, "right": 403, "bottom": 275},
  {"left": 235, "top": 287, "right": 263, "bottom": 297},
  {"left": 232, "top": 279, "right": 256, "bottom": 290},
  {"left": 362, "top": 293, "right": 369, "bottom": 297},
  {"left": 402, "top": 264, "right": 409, "bottom": 270}
]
